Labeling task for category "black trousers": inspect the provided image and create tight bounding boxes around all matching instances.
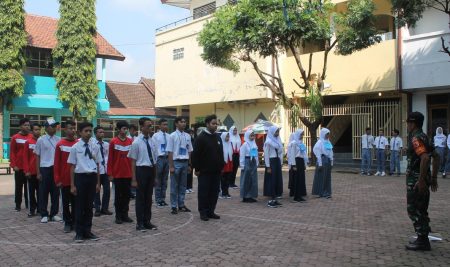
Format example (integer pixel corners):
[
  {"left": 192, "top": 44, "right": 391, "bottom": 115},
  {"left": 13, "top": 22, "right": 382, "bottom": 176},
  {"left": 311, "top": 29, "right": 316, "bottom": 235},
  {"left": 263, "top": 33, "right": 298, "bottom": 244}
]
[
  {"left": 197, "top": 173, "right": 220, "bottom": 216},
  {"left": 74, "top": 173, "right": 97, "bottom": 236},
  {"left": 231, "top": 153, "right": 240, "bottom": 186},
  {"left": 61, "top": 186, "right": 75, "bottom": 227},
  {"left": 220, "top": 172, "right": 231, "bottom": 196},
  {"left": 186, "top": 165, "right": 193, "bottom": 189},
  {"left": 39, "top": 167, "right": 59, "bottom": 217},
  {"left": 15, "top": 169, "right": 28, "bottom": 208},
  {"left": 114, "top": 178, "right": 131, "bottom": 219},
  {"left": 135, "top": 166, "right": 155, "bottom": 226},
  {"left": 94, "top": 174, "right": 110, "bottom": 212},
  {"left": 28, "top": 175, "right": 39, "bottom": 213}
]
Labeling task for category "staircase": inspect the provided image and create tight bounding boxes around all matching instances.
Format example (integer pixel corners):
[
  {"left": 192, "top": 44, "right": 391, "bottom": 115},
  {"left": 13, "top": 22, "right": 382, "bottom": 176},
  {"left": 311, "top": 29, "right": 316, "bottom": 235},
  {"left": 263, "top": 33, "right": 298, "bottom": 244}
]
[
  {"left": 332, "top": 152, "right": 361, "bottom": 173},
  {"left": 328, "top": 115, "right": 352, "bottom": 144}
]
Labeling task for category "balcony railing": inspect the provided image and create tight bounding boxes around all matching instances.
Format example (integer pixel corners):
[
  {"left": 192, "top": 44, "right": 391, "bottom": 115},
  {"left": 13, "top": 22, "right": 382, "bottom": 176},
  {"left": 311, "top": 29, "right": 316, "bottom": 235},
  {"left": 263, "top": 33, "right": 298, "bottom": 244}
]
[{"left": 156, "top": 2, "right": 225, "bottom": 33}]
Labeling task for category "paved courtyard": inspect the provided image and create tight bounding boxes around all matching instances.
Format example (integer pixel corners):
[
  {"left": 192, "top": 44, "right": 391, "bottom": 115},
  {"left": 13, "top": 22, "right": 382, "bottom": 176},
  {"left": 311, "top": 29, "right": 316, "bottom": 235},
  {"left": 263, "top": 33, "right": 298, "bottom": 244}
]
[{"left": 0, "top": 170, "right": 449, "bottom": 266}]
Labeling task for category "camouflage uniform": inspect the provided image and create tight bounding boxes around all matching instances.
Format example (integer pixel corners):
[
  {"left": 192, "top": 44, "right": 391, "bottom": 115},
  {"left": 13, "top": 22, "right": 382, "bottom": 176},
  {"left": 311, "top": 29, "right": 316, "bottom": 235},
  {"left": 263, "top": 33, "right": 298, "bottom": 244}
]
[{"left": 406, "top": 129, "right": 432, "bottom": 237}]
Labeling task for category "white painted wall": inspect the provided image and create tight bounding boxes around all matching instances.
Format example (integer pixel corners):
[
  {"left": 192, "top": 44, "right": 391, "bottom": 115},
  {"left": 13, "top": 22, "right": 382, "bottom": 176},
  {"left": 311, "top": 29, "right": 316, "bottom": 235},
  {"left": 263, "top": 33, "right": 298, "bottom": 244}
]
[
  {"left": 411, "top": 92, "right": 427, "bottom": 131},
  {"left": 402, "top": 8, "right": 450, "bottom": 90}
]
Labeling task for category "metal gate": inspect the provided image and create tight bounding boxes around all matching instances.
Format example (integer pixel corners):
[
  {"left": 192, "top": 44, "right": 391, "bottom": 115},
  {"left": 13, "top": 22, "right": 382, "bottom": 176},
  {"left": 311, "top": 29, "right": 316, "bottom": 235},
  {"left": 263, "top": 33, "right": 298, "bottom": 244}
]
[{"left": 287, "top": 101, "right": 402, "bottom": 159}]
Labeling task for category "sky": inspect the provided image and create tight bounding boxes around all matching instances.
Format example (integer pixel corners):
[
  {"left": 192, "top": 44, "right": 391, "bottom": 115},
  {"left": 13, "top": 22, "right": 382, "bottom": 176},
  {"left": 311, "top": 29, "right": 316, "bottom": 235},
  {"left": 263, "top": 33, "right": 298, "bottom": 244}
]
[{"left": 25, "top": 0, "right": 189, "bottom": 83}]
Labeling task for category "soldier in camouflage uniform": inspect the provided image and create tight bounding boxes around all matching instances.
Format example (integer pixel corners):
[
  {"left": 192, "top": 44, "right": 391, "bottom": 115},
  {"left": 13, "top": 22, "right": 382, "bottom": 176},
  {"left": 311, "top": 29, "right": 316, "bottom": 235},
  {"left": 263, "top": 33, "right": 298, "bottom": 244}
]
[{"left": 405, "top": 112, "right": 439, "bottom": 251}]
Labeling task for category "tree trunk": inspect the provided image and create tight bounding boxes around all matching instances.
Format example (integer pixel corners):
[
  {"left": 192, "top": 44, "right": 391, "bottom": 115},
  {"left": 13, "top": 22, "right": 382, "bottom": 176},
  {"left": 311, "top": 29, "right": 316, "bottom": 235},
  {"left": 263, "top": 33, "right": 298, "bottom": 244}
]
[{"left": 298, "top": 114, "right": 321, "bottom": 165}]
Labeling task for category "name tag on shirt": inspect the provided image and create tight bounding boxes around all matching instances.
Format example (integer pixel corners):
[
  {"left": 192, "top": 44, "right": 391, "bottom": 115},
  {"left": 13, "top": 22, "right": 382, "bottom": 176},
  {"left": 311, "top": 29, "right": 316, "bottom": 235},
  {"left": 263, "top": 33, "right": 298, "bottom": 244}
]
[
  {"left": 160, "top": 144, "right": 166, "bottom": 153},
  {"left": 115, "top": 144, "right": 131, "bottom": 152},
  {"left": 250, "top": 148, "right": 258, "bottom": 157},
  {"left": 16, "top": 139, "right": 27, "bottom": 144},
  {"left": 29, "top": 144, "right": 36, "bottom": 150},
  {"left": 179, "top": 147, "right": 187, "bottom": 156},
  {"left": 60, "top": 145, "right": 72, "bottom": 153}
]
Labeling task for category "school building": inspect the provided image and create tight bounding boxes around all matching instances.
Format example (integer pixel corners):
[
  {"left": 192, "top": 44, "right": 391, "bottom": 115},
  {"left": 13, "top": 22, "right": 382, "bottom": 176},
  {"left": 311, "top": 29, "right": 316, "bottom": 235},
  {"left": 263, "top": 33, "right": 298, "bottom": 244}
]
[
  {"left": 155, "top": 0, "right": 408, "bottom": 165},
  {"left": 401, "top": 7, "right": 450, "bottom": 136}
]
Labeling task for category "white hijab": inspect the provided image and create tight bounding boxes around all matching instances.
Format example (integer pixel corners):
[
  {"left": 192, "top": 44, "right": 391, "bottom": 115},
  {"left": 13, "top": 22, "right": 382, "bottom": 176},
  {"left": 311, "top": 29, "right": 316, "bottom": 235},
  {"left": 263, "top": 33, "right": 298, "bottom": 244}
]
[
  {"left": 229, "top": 126, "right": 241, "bottom": 150},
  {"left": 221, "top": 132, "right": 233, "bottom": 163},
  {"left": 265, "top": 125, "right": 282, "bottom": 149},
  {"left": 244, "top": 129, "right": 258, "bottom": 151}
]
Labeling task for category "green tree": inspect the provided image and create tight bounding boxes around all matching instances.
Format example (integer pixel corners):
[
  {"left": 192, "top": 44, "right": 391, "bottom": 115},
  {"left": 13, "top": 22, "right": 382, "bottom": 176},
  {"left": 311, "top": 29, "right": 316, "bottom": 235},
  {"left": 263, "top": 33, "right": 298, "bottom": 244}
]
[
  {"left": 391, "top": 0, "right": 450, "bottom": 56},
  {"left": 198, "top": 0, "right": 380, "bottom": 159},
  {"left": 53, "top": 0, "right": 98, "bottom": 119},
  {"left": 0, "top": 0, "right": 26, "bottom": 156}
]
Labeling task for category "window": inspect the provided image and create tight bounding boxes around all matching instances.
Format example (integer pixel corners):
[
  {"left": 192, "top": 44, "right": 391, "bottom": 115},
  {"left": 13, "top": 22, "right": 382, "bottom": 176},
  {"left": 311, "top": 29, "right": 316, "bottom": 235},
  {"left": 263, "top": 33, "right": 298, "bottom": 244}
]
[
  {"left": 173, "top": 48, "right": 184, "bottom": 61},
  {"left": 193, "top": 2, "right": 216, "bottom": 20},
  {"left": 9, "top": 114, "right": 52, "bottom": 137},
  {"left": 223, "top": 114, "right": 235, "bottom": 129},
  {"left": 24, "top": 48, "right": 54, "bottom": 77}
]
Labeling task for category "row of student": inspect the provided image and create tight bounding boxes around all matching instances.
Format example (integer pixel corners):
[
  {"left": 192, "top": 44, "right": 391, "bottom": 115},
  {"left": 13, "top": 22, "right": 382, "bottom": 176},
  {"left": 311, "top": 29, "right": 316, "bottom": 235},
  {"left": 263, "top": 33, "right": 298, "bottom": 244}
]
[
  {"left": 360, "top": 127, "right": 404, "bottom": 176},
  {"left": 237, "top": 126, "right": 334, "bottom": 208}
]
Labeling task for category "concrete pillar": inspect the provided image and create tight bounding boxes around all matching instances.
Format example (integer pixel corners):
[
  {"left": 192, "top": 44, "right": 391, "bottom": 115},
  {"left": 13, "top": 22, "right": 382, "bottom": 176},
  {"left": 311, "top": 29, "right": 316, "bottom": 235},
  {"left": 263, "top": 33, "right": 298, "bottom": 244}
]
[{"left": 102, "top": 59, "right": 106, "bottom": 83}]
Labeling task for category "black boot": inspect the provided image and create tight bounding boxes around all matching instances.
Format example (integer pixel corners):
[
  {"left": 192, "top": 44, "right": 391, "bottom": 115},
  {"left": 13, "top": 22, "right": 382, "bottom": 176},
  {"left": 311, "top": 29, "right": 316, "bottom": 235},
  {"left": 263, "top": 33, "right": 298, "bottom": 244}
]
[{"left": 405, "top": 235, "right": 431, "bottom": 251}]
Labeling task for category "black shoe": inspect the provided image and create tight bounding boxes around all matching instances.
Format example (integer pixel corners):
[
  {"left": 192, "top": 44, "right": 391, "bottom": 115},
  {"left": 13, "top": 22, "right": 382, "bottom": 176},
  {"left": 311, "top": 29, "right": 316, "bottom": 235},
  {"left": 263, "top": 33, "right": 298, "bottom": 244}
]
[
  {"left": 74, "top": 234, "right": 84, "bottom": 243},
  {"left": 94, "top": 210, "right": 101, "bottom": 217},
  {"left": 299, "top": 197, "right": 307, "bottom": 202},
  {"left": 274, "top": 200, "right": 282, "bottom": 206},
  {"left": 171, "top": 208, "right": 178, "bottom": 214},
  {"left": 161, "top": 201, "right": 168, "bottom": 206},
  {"left": 64, "top": 224, "right": 72, "bottom": 233},
  {"left": 200, "top": 214, "right": 209, "bottom": 221},
  {"left": 136, "top": 225, "right": 147, "bottom": 232},
  {"left": 249, "top": 198, "right": 257, "bottom": 203},
  {"left": 115, "top": 218, "right": 123, "bottom": 224},
  {"left": 179, "top": 206, "right": 191, "bottom": 212},
  {"left": 267, "top": 201, "right": 277, "bottom": 208},
  {"left": 15, "top": 206, "right": 21, "bottom": 212},
  {"left": 101, "top": 210, "right": 113, "bottom": 215},
  {"left": 242, "top": 198, "right": 250, "bottom": 203},
  {"left": 208, "top": 213, "right": 220, "bottom": 219},
  {"left": 27, "top": 211, "right": 36, "bottom": 217},
  {"left": 144, "top": 222, "right": 158, "bottom": 230},
  {"left": 122, "top": 216, "right": 134, "bottom": 223},
  {"left": 292, "top": 199, "right": 301, "bottom": 203},
  {"left": 405, "top": 235, "right": 430, "bottom": 251},
  {"left": 85, "top": 232, "right": 99, "bottom": 241}
]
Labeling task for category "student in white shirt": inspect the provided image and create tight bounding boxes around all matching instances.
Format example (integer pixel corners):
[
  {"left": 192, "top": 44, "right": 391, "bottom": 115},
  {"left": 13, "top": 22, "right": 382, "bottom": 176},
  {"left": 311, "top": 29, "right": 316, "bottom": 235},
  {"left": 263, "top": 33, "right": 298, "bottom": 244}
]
[
  {"left": 239, "top": 129, "right": 258, "bottom": 203},
  {"left": 35, "top": 118, "right": 62, "bottom": 223},
  {"left": 128, "top": 117, "right": 158, "bottom": 232},
  {"left": 152, "top": 119, "right": 170, "bottom": 207},
  {"left": 67, "top": 122, "right": 102, "bottom": 243},
  {"left": 361, "top": 127, "right": 374, "bottom": 175},
  {"left": 374, "top": 129, "right": 388, "bottom": 176},
  {"left": 229, "top": 126, "right": 241, "bottom": 189},
  {"left": 167, "top": 117, "right": 193, "bottom": 214},
  {"left": 93, "top": 126, "right": 112, "bottom": 217},
  {"left": 389, "top": 129, "right": 403, "bottom": 176},
  {"left": 312, "top": 128, "right": 334, "bottom": 199},
  {"left": 263, "top": 125, "right": 284, "bottom": 208},
  {"left": 444, "top": 133, "right": 450, "bottom": 178},
  {"left": 433, "top": 127, "right": 446, "bottom": 174},
  {"left": 287, "top": 129, "right": 308, "bottom": 202}
]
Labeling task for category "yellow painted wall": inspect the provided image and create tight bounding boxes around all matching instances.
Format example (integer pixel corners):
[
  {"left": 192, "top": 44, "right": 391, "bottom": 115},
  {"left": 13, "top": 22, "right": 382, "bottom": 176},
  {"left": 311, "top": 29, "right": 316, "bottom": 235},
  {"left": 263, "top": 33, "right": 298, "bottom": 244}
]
[
  {"left": 189, "top": 100, "right": 277, "bottom": 132},
  {"left": 281, "top": 40, "right": 397, "bottom": 96},
  {"left": 155, "top": 15, "right": 270, "bottom": 108}
]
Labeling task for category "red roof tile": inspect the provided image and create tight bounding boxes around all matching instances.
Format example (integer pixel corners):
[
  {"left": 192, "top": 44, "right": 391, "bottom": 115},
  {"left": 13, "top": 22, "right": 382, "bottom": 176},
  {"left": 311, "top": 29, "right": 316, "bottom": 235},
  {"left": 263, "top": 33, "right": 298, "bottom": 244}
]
[{"left": 25, "top": 14, "right": 125, "bottom": 61}]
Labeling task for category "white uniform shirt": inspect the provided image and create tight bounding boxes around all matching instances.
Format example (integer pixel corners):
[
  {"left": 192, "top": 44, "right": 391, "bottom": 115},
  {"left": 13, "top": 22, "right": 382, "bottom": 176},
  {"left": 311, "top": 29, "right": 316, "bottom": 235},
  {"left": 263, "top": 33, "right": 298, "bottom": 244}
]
[
  {"left": 287, "top": 141, "right": 308, "bottom": 167},
  {"left": 313, "top": 140, "right": 334, "bottom": 167},
  {"left": 127, "top": 135, "right": 157, "bottom": 167},
  {"left": 166, "top": 129, "right": 193, "bottom": 160},
  {"left": 361, "top": 134, "right": 374, "bottom": 149},
  {"left": 434, "top": 135, "right": 447, "bottom": 148},
  {"left": 263, "top": 143, "right": 284, "bottom": 168},
  {"left": 34, "top": 134, "right": 61, "bottom": 167},
  {"left": 374, "top": 136, "right": 388, "bottom": 149},
  {"left": 152, "top": 130, "right": 169, "bottom": 157},
  {"left": 447, "top": 135, "right": 450, "bottom": 149},
  {"left": 389, "top": 136, "right": 403, "bottom": 151},
  {"left": 67, "top": 139, "right": 102, "bottom": 174},
  {"left": 95, "top": 139, "right": 109, "bottom": 175}
]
